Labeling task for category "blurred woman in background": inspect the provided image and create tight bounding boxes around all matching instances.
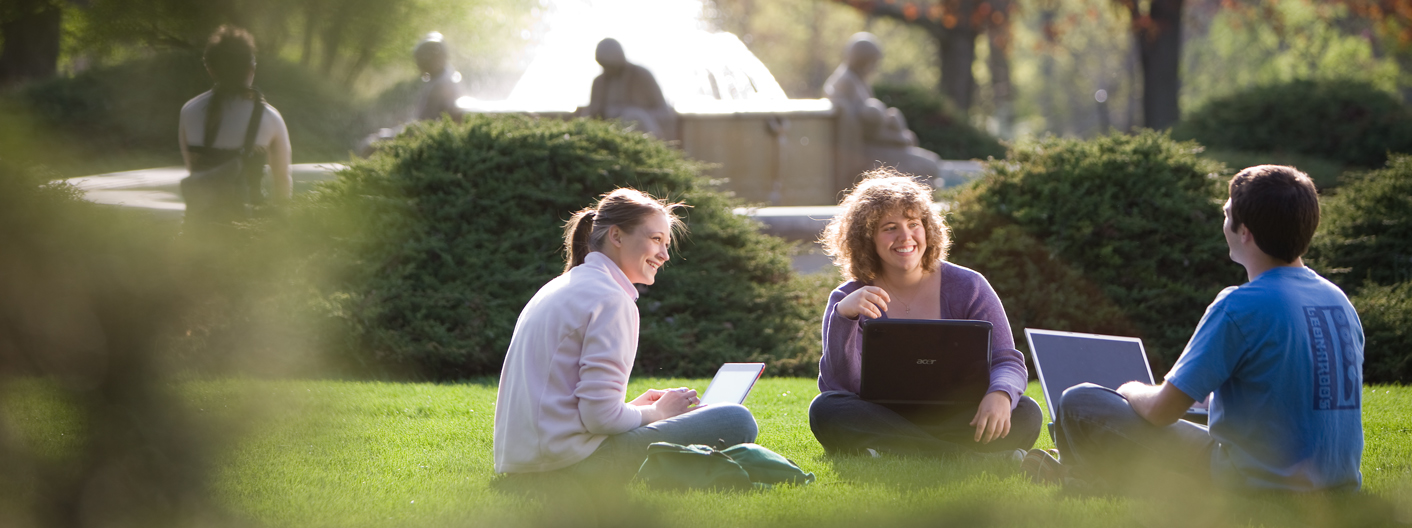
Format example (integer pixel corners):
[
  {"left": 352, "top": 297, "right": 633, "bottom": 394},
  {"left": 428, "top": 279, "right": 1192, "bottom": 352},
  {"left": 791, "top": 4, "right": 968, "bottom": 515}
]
[{"left": 178, "top": 25, "right": 291, "bottom": 221}]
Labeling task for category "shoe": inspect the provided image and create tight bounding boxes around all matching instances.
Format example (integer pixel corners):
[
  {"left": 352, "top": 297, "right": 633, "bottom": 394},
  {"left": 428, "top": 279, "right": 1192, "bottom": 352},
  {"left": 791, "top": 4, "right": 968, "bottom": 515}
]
[{"left": 1021, "top": 448, "right": 1067, "bottom": 485}]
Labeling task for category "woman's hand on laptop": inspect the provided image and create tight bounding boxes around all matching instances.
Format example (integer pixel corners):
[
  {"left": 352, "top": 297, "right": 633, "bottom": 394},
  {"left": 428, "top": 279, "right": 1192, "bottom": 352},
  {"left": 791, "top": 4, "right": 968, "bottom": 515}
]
[
  {"left": 630, "top": 389, "right": 668, "bottom": 406},
  {"left": 969, "top": 391, "right": 1013, "bottom": 444},
  {"left": 637, "top": 388, "right": 699, "bottom": 424},
  {"left": 839, "top": 286, "right": 891, "bottom": 319}
]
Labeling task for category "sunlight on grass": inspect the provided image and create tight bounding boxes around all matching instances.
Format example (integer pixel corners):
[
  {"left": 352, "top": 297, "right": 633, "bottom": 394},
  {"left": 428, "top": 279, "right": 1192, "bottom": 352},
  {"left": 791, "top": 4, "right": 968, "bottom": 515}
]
[{"left": 5, "top": 378, "right": 1410, "bottom": 527}]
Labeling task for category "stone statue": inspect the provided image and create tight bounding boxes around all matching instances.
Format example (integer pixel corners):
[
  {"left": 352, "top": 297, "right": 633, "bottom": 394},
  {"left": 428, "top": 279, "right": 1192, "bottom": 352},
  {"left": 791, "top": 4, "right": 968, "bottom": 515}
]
[
  {"left": 413, "top": 32, "right": 463, "bottom": 122},
  {"left": 581, "top": 38, "right": 678, "bottom": 141},
  {"left": 824, "top": 32, "right": 940, "bottom": 183}
]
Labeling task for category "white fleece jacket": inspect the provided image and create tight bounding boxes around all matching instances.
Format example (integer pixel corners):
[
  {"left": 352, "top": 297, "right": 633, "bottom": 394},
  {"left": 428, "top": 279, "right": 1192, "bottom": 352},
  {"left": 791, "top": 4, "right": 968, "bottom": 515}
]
[{"left": 493, "top": 252, "right": 646, "bottom": 473}]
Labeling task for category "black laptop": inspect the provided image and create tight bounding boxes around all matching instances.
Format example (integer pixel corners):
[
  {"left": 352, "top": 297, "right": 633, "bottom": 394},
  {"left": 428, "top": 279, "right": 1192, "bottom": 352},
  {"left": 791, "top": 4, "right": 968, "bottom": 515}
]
[{"left": 859, "top": 319, "right": 993, "bottom": 406}]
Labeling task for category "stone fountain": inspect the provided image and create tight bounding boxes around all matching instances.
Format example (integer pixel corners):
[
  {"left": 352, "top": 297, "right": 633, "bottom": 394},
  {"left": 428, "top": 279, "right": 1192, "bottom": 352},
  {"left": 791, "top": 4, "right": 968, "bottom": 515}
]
[{"left": 457, "top": 0, "right": 976, "bottom": 207}]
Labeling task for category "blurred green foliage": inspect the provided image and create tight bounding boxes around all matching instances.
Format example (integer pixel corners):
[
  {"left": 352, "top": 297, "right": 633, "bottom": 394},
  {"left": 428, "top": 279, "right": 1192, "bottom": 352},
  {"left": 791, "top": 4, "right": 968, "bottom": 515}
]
[
  {"left": 1307, "top": 155, "right": 1412, "bottom": 383},
  {"left": 0, "top": 158, "right": 232, "bottom": 525},
  {"left": 873, "top": 83, "right": 1007, "bottom": 161},
  {"left": 1181, "top": 2, "right": 1406, "bottom": 112},
  {"left": 1174, "top": 80, "right": 1412, "bottom": 170},
  {"left": 947, "top": 131, "right": 1244, "bottom": 374},
  {"left": 289, "top": 115, "right": 826, "bottom": 380},
  {"left": 61, "top": 0, "right": 534, "bottom": 88}
]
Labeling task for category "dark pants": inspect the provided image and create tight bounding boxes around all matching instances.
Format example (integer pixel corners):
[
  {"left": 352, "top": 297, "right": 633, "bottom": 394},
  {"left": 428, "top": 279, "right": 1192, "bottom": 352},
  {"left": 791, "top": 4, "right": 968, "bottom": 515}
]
[
  {"left": 809, "top": 390, "right": 1042, "bottom": 456},
  {"left": 1055, "top": 383, "right": 1215, "bottom": 484}
]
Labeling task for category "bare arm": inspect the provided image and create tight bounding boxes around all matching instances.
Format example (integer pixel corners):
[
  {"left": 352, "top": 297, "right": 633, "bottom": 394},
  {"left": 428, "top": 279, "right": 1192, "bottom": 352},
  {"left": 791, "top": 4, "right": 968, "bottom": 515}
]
[
  {"left": 582, "top": 76, "right": 606, "bottom": 118},
  {"left": 1117, "top": 381, "right": 1196, "bottom": 427},
  {"left": 178, "top": 122, "right": 192, "bottom": 171},
  {"left": 266, "top": 118, "right": 293, "bottom": 202}
]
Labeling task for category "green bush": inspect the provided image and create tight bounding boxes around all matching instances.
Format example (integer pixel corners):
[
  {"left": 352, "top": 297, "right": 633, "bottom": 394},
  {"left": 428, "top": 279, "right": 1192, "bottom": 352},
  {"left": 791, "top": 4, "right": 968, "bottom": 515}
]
[
  {"left": 1308, "top": 154, "right": 1412, "bottom": 292},
  {"left": 293, "top": 115, "right": 823, "bottom": 380},
  {"left": 1174, "top": 80, "right": 1412, "bottom": 169},
  {"left": 1198, "top": 149, "right": 1345, "bottom": 190},
  {"left": 946, "top": 131, "right": 1244, "bottom": 374},
  {"left": 7, "top": 52, "right": 364, "bottom": 175},
  {"left": 1350, "top": 281, "right": 1412, "bottom": 384},
  {"left": 873, "top": 83, "right": 1007, "bottom": 161}
]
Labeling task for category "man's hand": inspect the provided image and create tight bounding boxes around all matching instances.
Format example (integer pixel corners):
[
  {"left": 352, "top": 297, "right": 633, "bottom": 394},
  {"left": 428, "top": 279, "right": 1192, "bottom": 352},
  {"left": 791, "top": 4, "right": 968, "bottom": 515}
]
[
  {"left": 969, "top": 391, "right": 1013, "bottom": 444},
  {"left": 1118, "top": 381, "right": 1197, "bottom": 427}
]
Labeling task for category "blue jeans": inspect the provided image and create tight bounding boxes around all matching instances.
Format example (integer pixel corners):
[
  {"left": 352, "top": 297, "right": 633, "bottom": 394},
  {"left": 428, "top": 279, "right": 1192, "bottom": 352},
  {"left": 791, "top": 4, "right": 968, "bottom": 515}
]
[
  {"left": 809, "top": 390, "right": 1042, "bottom": 455},
  {"left": 1056, "top": 383, "right": 1215, "bottom": 484},
  {"left": 564, "top": 402, "right": 758, "bottom": 483}
]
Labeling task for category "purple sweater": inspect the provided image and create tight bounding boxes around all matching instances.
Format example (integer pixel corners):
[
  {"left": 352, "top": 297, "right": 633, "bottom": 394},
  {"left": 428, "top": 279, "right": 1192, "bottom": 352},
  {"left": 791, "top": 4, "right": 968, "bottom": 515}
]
[{"left": 817, "top": 261, "right": 1028, "bottom": 410}]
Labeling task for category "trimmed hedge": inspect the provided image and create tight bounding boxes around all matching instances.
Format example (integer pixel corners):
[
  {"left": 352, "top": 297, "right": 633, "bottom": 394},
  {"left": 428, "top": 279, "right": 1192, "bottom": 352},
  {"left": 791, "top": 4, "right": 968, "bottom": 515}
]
[
  {"left": 873, "top": 83, "right": 1007, "bottom": 161},
  {"left": 1174, "top": 80, "right": 1412, "bottom": 170},
  {"left": 293, "top": 115, "right": 823, "bottom": 380},
  {"left": 1308, "top": 154, "right": 1412, "bottom": 292},
  {"left": 1351, "top": 281, "right": 1412, "bottom": 384},
  {"left": 947, "top": 131, "right": 1244, "bottom": 374}
]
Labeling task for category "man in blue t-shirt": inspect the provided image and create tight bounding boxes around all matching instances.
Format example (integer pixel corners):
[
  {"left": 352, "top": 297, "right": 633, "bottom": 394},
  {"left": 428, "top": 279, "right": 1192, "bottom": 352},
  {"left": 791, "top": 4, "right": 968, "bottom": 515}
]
[{"left": 1024, "top": 165, "right": 1364, "bottom": 492}]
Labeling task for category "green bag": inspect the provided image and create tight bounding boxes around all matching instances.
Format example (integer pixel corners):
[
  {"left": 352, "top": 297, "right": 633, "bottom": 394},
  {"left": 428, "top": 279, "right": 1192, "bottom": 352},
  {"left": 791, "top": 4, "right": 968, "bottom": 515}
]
[{"left": 636, "top": 442, "right": 816, "bottom": 490}]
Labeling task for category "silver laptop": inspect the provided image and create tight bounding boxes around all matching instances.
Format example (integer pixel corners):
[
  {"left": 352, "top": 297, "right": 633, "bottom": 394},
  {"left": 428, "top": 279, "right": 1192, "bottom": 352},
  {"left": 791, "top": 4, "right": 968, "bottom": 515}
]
[
  {"left": 1026, "top": 328, "right": 1208, "bottom": 433},
  {"left": 698, "top": 363, "right": 766, "bottom": 406}
]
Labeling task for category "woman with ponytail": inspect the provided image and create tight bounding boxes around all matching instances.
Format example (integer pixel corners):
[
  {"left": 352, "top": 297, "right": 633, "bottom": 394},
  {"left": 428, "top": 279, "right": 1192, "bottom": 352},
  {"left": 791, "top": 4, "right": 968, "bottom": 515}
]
[
  {"left": 178, "top": 25, "right": 292, "bottom": 216},
  {"left": 494, "top": 188, "right": 758, "bottom": 481}
]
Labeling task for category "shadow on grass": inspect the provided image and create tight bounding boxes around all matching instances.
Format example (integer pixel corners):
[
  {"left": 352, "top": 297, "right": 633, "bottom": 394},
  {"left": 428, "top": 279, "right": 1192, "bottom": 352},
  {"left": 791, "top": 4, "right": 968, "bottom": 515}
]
[
  {"left": 821, "top": 451, "right": 1405, "bottom": 528},
  {"left": 820, "top": 451, "right": 1025, "bottom": 490}
]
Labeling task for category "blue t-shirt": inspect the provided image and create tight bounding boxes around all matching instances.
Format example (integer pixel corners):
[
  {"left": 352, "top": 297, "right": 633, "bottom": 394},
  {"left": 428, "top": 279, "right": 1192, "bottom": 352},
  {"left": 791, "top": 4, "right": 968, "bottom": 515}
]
[{"left": 1166, "top": 266, "right": 1364, "bottom": 491}]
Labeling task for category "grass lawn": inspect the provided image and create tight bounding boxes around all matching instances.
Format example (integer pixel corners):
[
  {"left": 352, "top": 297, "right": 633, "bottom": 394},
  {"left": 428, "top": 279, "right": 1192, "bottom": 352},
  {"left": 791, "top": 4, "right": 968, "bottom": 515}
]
[{"left": 8, "top": 378, "right": 1412, "bottom": 527}]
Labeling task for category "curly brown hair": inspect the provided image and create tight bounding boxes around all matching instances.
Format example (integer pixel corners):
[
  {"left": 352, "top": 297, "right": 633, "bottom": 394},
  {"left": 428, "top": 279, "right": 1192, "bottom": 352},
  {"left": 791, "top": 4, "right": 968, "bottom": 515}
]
[{"left": 820, "top": 168, "right": 949, "bottom": 282}]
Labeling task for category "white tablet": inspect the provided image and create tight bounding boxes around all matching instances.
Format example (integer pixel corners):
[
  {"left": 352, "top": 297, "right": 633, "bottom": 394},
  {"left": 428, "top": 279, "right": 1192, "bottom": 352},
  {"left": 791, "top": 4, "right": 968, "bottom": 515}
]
[{"left": 699, "top": 363, "right": 767, "bottom": 405}]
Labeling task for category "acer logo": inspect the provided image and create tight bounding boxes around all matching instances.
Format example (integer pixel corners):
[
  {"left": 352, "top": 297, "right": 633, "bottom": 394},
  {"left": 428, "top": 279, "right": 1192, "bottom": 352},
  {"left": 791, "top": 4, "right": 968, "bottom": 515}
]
[{"left": 916, "top": 359, "right": 937, "bottom": 365}]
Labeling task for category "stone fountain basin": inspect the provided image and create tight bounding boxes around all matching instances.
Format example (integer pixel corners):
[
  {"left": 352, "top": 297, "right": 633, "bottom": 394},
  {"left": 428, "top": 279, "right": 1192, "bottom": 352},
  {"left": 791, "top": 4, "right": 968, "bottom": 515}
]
[{"left": 62, "top": 163, "right": 346, "bottom": 219}]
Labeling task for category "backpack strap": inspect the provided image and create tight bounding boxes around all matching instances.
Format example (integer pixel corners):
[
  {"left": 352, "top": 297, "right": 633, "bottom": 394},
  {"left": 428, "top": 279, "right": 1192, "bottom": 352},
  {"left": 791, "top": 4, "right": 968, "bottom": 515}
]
[{"left": 240, "top": 90, "right": 266, "bottom": 156}]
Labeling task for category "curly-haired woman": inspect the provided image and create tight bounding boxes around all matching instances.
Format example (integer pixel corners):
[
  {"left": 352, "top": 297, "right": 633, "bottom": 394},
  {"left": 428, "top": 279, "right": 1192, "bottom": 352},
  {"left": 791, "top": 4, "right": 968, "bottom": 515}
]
[{"left": 810, "top": 169, "right": 1040, "bottom": 458}]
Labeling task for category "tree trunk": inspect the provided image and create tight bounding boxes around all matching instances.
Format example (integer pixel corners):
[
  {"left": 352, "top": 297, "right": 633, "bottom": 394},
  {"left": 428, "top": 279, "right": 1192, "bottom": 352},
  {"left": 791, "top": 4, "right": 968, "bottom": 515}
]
[
  {"left": 987, "top": 27, "right": 1014, "bottom": 137},
  {"left": 1038, "top": 5, "right": 1058, "bottom": 132},
  {"left": 1125, "top": 35, "right": 1140, "bottom": 132},
  {"left": 1400, "top": 56, "right": 1412, "bottom": 105},
  {"left": 1134, "top": 0, "right": 1183, "bottom": 130},
  {"left": 0, "top": 0, "right": 62, "bottom": 86},
  {"left": 935, "top": 26, "right": 979, "bottom": 111},
  {"left": 319, "top": 6, "right": 350, "bottom": 76}
]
